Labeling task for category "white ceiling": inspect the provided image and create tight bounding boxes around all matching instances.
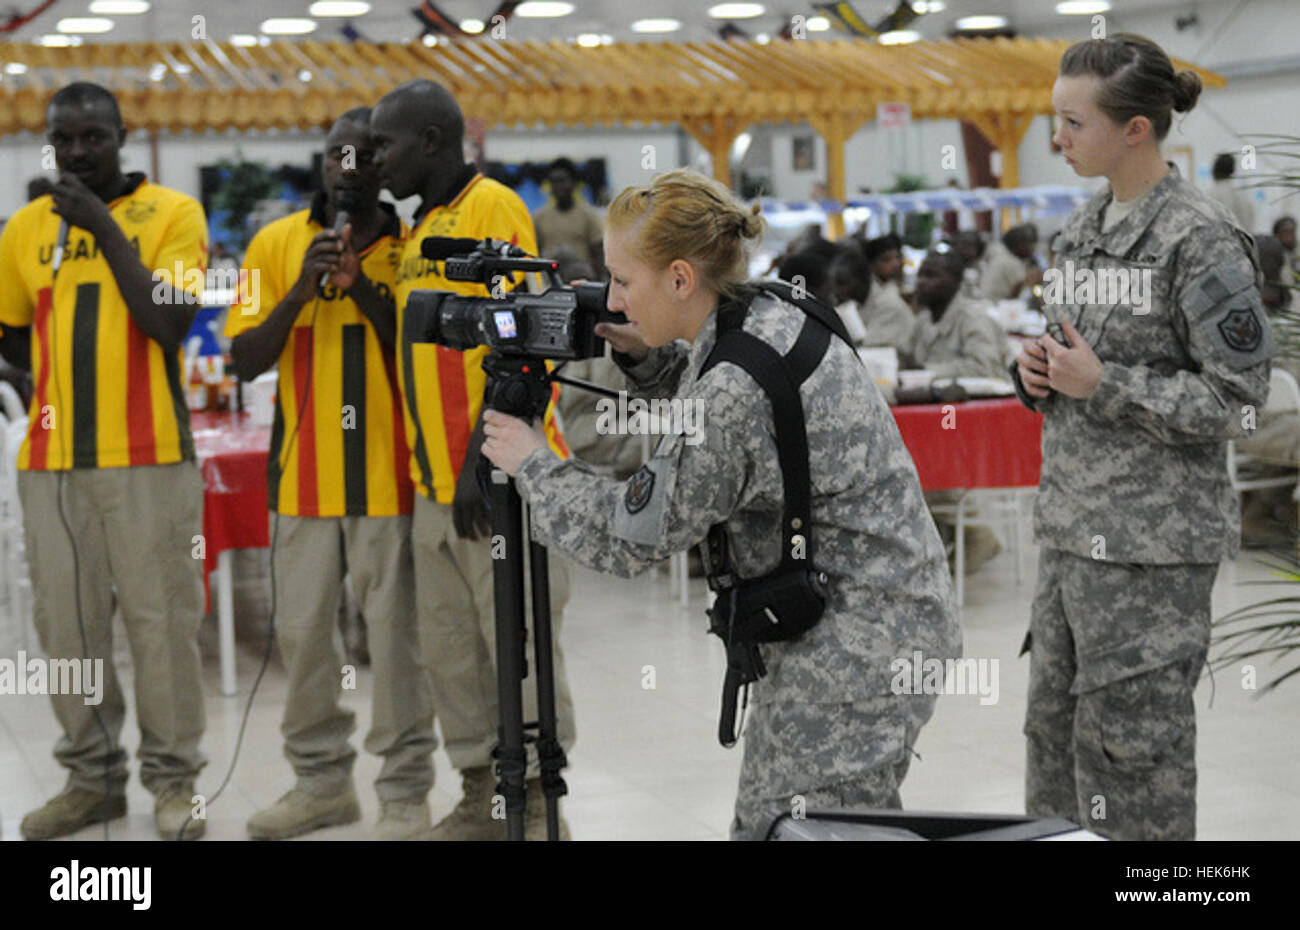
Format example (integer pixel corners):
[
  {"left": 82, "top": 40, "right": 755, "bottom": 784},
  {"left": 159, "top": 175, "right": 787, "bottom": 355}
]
[{"left": 0, "top": 0, "right": 1218, "bottom": 46}]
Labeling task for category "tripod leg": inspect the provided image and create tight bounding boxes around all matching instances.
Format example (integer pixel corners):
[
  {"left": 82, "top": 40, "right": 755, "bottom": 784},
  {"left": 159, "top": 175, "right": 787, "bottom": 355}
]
[
  {"left": 526, "top": 521, "right": 569, "bottom": 841},
  {"left": 488, "top": 468, "right": 528, "bottom": 841}
]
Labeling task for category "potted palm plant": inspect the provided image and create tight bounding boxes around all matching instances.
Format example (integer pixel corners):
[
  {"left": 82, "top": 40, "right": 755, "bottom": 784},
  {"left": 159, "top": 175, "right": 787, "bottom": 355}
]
[{"left": 1212, "top": 133, "right": 1300, "bottom": 692}]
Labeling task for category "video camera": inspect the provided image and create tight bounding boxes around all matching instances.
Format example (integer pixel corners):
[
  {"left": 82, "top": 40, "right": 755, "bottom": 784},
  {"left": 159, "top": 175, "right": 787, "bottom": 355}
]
[{"left": 406, "top": 236, "right": 617, "bottom": 361}]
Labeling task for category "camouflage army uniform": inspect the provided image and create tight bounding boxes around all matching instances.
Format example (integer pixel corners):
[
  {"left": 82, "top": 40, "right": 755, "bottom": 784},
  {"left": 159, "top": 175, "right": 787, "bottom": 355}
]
[
  {"left": 515, "top": 288, "right": 961, "bottom": 840},
  {"left": 1012, "top": 166, "right": 1273, "bottom": 840},
  {"left": 904, "top": 291, "right": 1010, "bottom": 381}
]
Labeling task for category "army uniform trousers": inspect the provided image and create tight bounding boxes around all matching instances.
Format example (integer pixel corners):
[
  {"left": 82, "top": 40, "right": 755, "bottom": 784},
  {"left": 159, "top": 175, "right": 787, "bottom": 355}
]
[{"left": 1023, "top": 547, "right": 1216, "bottom": 840}]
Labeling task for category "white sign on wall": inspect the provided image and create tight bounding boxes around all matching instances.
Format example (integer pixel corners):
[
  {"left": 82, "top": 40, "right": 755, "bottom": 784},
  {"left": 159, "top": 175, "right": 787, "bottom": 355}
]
[{"left": 877, "top": 102, "right": 912, "bottom": 129}]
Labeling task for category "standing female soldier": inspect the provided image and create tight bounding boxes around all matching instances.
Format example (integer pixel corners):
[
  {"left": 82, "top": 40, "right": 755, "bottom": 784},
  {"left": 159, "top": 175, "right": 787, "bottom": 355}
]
[
  {"left": 482, "top": 169, "right": 960, "bottom": 839},
  {"left": 1014, "top": 34, "right": 1272, "bottom": 840}
]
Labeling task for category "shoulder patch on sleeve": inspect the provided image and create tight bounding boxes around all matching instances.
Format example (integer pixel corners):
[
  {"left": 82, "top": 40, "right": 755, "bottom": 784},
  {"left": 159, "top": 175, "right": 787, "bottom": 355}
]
[
  {"left": 612, "top": 458, "right": 671, "bottom": 546},
  {"left": 1217, "top": 308, "right": 1264, "bottom": 353},
  {"left": 624, "top": 465, "right": 655, "bottom": 514},
  {"left": 1184, "top": 264, "right": 1273, "bottom": 370}
]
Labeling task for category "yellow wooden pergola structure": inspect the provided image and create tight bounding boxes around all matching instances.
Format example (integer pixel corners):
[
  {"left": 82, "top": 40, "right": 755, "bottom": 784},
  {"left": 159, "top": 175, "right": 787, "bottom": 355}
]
[{"left": 0, "top": 36, "right": 1223, "bottom": 232}]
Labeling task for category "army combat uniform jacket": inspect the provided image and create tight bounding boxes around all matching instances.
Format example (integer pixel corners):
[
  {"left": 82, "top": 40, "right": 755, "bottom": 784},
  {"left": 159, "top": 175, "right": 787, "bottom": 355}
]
[
  {"left": 516, "top": 289, "right": 961, "bottom": 705},
  {"left": 1018, "top": 166, "right": 1273, "bottom": 564}
]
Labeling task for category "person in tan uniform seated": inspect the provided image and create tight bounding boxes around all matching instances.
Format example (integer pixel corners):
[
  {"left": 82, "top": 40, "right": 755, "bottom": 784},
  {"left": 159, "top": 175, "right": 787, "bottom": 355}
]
[
  {"left": 901, "top": 248, "right": 1010, "bottom": 381},
  {"left": 951, "top": 229, "right": 986, "bottom": 298},
  {"left": 532, "top": 157, "right": 603, "bottom": 273},
  {"left": 1236, "top": 235, "right": 1300, "bottom": 547},
  {"left": 852, "top": 234, "right": 915, "bottom": 347},
  {"left": 979, "top": 224, "right": 1043, "bottom": 301},
  {"left": 901, "top": 247, "right": 1011, "bottom": 574}
]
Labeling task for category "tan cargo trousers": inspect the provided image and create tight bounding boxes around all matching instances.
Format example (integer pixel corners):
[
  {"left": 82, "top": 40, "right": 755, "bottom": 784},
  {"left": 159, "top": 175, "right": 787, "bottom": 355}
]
[
  {"left": 18, "top": 462, "right": 206, "bottom": 796},
  {"left": 268, "top": 512, "right": 435, "bottom": 801},
  {"left": 411, "top": 494, "right": 576, "bottom": 774}
]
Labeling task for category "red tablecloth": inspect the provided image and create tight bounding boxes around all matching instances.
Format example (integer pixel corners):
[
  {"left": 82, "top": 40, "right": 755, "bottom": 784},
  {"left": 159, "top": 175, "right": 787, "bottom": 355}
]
[
  {"left": 193, "top": 411, "right": 270, "bottom": 595},
  {"left": 890, "top": 397, "right": 1043, "bottom": 491}
]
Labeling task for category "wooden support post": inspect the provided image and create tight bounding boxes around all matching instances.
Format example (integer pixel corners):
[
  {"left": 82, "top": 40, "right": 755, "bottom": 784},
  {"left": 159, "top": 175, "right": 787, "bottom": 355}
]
[
  {"left": 969, "top": 112, "right": 1034, "bottom": 231},
  {"left": 680, "top": 115, "right": 745, "bottom": 190},
  {"left": 810, "top": 113, "right": 863, "bottom": 240}
]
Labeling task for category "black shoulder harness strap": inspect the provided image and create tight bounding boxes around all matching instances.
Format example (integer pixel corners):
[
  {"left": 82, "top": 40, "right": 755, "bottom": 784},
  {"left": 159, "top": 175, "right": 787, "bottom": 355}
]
[{"left": 698, "top": 280, "right": 857, "bottom": 747}]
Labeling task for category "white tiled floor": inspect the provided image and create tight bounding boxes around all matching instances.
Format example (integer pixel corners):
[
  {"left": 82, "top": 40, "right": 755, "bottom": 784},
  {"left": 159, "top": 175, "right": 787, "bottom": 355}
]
[{"left": 2, "top": 531, "right": 1298, "bottom": 841}]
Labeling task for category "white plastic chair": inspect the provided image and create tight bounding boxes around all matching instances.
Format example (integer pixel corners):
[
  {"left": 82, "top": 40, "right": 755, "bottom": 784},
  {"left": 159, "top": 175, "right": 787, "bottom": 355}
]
[
  {"left": 929, "top": 486, "right": 1028, "bottom": 608},
  {"left": 0, "top": 381, "right": 24, "bottom": 421},
  {"left": 0, "top": 416, "right": 33, "bottom": 653},
  {"left": 1227, "top": 368, "right": 1300, "bottom": 494}
]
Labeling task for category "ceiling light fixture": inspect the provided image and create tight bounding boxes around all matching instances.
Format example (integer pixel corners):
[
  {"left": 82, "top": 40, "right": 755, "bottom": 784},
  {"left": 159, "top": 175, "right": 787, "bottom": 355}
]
[
  {"left": 260, "top": 18, "right": 318, "bottom": 35},
  {"left": 57, "top": 17, "right": 115, "bottom": 34},
  {"left": 631, "top": 18, "right": 681, "bottom": 33},
  {"left": 308, "top": 2, "right": 371, "bottom": 15},
  {"left": 708, "top": 3, "right": 765, "bottom": 18},
  {"left": 879, "top": 30, "right": 921, "bottom": 44},
  {"left": 516, "top": 2, "right": 575, "bottom": 17},
  {"left": 954, "top": 15, "right": 1009, "bottom": 30},
  {"left": 1055, "top": 1, "right": 1111, "bottom": 13}
]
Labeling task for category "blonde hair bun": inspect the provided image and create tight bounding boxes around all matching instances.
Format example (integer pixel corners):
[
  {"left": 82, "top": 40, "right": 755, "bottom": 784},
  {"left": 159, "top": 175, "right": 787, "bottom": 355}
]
[{"left": 607, "top": 168, "right": 767, "bottom": 298}]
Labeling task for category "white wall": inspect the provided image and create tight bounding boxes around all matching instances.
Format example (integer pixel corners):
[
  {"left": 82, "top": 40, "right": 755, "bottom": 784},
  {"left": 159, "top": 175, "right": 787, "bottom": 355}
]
[{"left": 483, "top": 126, "right": 693, "bottom": 199}]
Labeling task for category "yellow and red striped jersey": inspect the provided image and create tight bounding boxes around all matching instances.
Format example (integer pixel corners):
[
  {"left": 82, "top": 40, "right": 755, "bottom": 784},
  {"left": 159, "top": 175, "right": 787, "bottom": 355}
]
[
  {"left": 226, "top": 200, "right": 412, "bottom": 517},
  {"left": 0, "top": 174, "right": 207, "bottom": 471},
  {"left": 395, "top": 173, "right": 568, "bottom": 503}
]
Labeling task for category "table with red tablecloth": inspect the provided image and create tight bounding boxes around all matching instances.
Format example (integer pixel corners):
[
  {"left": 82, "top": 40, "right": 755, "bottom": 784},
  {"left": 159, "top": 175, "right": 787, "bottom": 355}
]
[
  {"left": 891, "top": 396, "right": 1044, "bottom": 605},
  {"left": 890, "top": 397, "right": 1043, "bottom": 491},
  {"left": 193, "top": 410, "right": 271, "bottom": 579},
  {"left": 192, "top": 410, "right": 270, "bottom": 696}
]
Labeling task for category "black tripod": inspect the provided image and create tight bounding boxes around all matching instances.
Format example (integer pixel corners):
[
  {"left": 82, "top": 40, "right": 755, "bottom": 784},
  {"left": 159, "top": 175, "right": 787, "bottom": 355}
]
[{"left": 479, "top": 355, "right": 569, "bottom": 841}]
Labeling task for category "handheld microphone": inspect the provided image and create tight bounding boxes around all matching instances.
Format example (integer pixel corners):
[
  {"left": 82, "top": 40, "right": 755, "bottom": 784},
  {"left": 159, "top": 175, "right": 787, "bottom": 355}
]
[
  {"left": 319, "top": 209, "right": 350, "bottom": 290},
  {"left": 52, "top": 219, "right": 69, "bottom": 277},
  {"left": 420, "top": 237, "right": 528, "bottom": 262}
]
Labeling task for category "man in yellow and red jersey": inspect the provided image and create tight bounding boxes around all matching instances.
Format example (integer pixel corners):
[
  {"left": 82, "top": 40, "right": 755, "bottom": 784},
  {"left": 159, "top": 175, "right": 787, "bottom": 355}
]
[
  {"left": 0, "top": 83, "right": 208, "bottom": 840},
  {"left": 226, "top": 109, "right": 434, "bottom": 841},
  {"left": 371, "top": 81, "right": 576, "bottom": 841}
]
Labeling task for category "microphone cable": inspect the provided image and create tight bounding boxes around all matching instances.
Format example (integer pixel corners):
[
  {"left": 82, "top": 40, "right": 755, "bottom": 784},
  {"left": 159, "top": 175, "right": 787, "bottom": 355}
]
[{"left": 176, "top": 289, "right": 323, "bottom": 839}]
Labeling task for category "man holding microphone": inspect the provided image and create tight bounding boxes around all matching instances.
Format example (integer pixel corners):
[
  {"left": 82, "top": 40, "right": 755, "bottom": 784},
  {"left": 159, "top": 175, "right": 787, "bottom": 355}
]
[
  {"left": 0, "top": 82, "right": 209, "bottom": 840},
  {"left": 227, "top": 108, "right": 433, "bottom": 840}
]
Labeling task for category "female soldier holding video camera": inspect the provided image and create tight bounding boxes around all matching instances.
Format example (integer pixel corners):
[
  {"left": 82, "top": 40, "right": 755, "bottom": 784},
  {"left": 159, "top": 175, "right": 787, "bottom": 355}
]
[{"left": 482, "top": 168, "right": 961, "bottom": 840}]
